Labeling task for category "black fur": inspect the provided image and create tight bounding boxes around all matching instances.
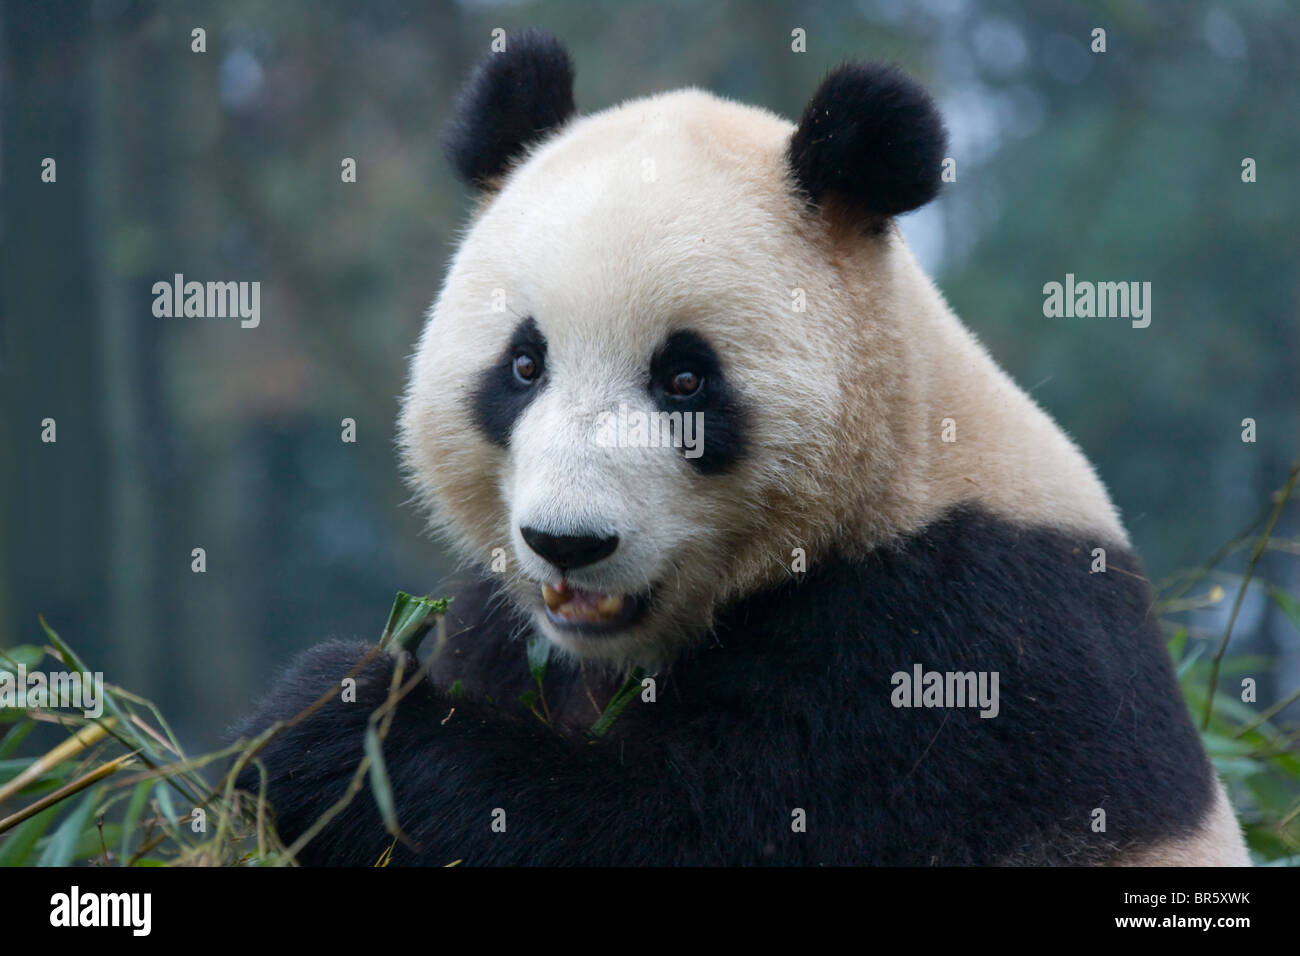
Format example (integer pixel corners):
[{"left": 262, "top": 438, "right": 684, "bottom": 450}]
[
  {"left": 470, "top": 317, "right": 548, "bottom": 446},
  {"left": 232, "top": 506, "right": 1214, "bottom": 865},
  {"left": 442, "top": 30, "right": 576, "bottom": 189},
  {"left": 649, "top": 330, "right": 748, "bottom": 474},
  {"left": 788, "top": 63, "right": 947, "bottom": 222}
]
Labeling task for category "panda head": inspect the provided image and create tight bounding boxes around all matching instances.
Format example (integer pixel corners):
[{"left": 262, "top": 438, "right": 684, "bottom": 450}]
[{"left": 400, "top": 31, "right": 947, "bottom": 667}]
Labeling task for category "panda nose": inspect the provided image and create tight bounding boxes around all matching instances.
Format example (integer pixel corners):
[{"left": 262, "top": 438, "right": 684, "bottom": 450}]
[{"left": 520, "top": 527, "right": 619, "bottom": 571}]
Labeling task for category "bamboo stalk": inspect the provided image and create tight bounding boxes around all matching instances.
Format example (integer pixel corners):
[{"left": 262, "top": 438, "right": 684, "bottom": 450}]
[
  {"left": 0, "top": 751, "right": 137, "bottom": 834},
  {"left": 0, "top": 717, "right": 117, "bottom": 806}
]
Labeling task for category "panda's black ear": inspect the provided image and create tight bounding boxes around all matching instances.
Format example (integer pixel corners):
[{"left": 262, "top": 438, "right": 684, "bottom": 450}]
[
  {"left": 442, "top": 30, "right": 576, "bottom": 190},
  {"left": 788, "top": 63, "right": 946, "bottom": 223}
]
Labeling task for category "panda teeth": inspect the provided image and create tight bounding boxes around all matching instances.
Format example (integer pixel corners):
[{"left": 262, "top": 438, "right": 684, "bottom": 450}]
[
  {"left": 540, "top": 583, "right": 626, "bottom": 621},
  {"left": 542, "top": 583, "right": 566, "bottom": 611}
]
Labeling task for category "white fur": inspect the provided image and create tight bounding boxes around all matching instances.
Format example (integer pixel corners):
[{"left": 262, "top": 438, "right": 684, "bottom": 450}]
[{"left": 1109, "top": 781, "right": 1251, "bottom": 866}]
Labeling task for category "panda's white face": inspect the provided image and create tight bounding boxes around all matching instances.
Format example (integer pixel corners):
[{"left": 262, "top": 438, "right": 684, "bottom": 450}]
[
  {"left": 400, "top": 40, "right": 1133, "bottom": 669},
  {"left": 400, "top": 90, "right": 899, "bottom": 666}
]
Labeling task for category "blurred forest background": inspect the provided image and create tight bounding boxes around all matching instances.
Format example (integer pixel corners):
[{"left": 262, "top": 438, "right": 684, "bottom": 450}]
[{"left": 2, "top": 0, "right": 1297, "bottom": 759}]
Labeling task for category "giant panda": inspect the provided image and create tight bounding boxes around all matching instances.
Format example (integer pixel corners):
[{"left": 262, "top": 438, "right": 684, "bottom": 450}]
[{"left": 234, "top": 31, "right": 1249, "bottom": 866}]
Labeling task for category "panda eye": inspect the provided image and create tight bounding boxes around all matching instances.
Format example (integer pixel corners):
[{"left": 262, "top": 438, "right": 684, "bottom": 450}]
[
  {"left": 666, "top": 370, "right": 703, "bottom": 398},
  {"left": 512, "top": 352, "right": 541, "bottom": 384}
]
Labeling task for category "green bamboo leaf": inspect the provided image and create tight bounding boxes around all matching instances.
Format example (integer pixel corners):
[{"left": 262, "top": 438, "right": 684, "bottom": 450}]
[
  {"left": 363, "top": 725, "right": 398, "bottom": 835},
  {"left": 1175, "top": 643, "right": 1204, "bottom": 680},
  {"left": 0, "top": 723, "right": 35, "bottom": 760},
  {"left": 120, "top": 779, "right": 153, "bottom": 865},
  {"left": 38, "top": 618, "right": 194, "bottom": 800},
  {"left": 1245, "top": 771, "right": 1299, "bottom": 814},
  {"left": 589, "top": 669, "right": 647, "bottom": 739},
  {"left": 1272, "top": 752, "right": 1300, "bottom": 778},
  {"left": 526, "top": 635, "right": 550, "bottom": 684},
  {"left": 0, "top": 644, "right": 45, "bottom": 675},
  {"left": 1212, "top": 692, "right": 1271, "bottom": 726},
  {"left": 1268, "top": 586, "right": 1300, "bottom": 634},
  {"left": 0, "top": 757, "right": 70, "bottom": 792},
  {"left": 1201, "top": 732, "right": 1255, "bottom": 756},
  {"left": 1202, "top": 654, "right": 1272, "bottom": 676},
  {"left": 0, "top": 804, "right": 59, "bottom": 866},
  {"left": 0, "top": 757, "right": 38, "bottom": 781},
  {"left": 378, "top": 592, "right": 450, "bottom": 655},
  {"left": 1240, "top": 820, "right": 1294, "bottom": 861},
  {"left": 39, "top": 618, "right": 90, "bottom": 674},
  {"left": 35, "top": 822, "right": 121, "bottom": 864},
  {"left": 1166, "top": 628, "right": 1188, "bottom": 664},
  {"left": 153, "top": 782, "right": 180, "bottom": 841},
  {"left": 1211, "top": 756, "right": 1265, "bottom": 779},
  {"left": 36, "top": 787, "right": 101, "bottom": 866}
]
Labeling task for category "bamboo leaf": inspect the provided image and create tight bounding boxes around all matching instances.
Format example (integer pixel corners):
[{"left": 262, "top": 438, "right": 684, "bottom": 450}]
[
  {"left": 1166, "top": 628, "right": 1188, "bottom": 664},
  {"left": 120, "top": 779, "right": 153, "bottom": 866},
  {"left": 1175, "top": 643, "right": 1204, "bottom": 681},
  {"left": 0, "top": 722, "right": 36, "bottom": 760},
  {"left": 36, "top": 788, "right": 102, "bottom": 866},
  {"left": 0, "top": 804, "right": 58, "bottom": 866},
  {"left": 0, "top": 644, "right": 45, "bottom": 674},
  {"left": 39, "top": 823, "right": 122, "bottom": 865},
  {"left": 526, "top": 635, "right": 550, "bottom": 684},
  {"left": 378, "top": 592, "right": 450, "bottom": 655},
  {"left": 1212, "top": 756, "right": 1265, "bottom": 779},
  {"left": 589, "top": 669, "right": 647, "bottom": 739},
  {"left": 38, "top": 618, "right": 200, "bottom": 804},
  {"left": 363, "top": 725, "right": 397, "bottom": 835},
  {"left": 1269, "top": 586, "right": 1300, "bottom": 634}
]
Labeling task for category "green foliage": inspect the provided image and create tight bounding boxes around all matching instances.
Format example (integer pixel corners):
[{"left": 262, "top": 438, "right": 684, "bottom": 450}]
[
  {"left": 0, "top": 595, "right": 462, "bottom": 866},
  {"left": 589, "top": 670, "right": 650, "bottom": 740},
  {"left": 378, "top": 592, "right": 451, "bottom": 655},
  {"left": 1164, "top": 464, "right": 1300, "bottom": 862},
  {"left": 1176, "top": 655, "right": 1300, "bottom": 863}
]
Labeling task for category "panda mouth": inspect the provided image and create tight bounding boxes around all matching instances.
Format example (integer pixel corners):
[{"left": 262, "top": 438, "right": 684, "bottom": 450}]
[{"left": 541, "top": 580, "right": 648, "bottom": 631}]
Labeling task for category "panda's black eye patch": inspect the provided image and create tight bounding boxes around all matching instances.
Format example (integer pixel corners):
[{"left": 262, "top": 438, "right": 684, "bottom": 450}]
[
  {"left": 651, "top": 331, "right": 718, "bottom": 399},
  {"left": 471, "top": 318, "right": 548, "bottom": 446},
  {"left": 649, "top": 330, "right": 747, "bottom": 474}
]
